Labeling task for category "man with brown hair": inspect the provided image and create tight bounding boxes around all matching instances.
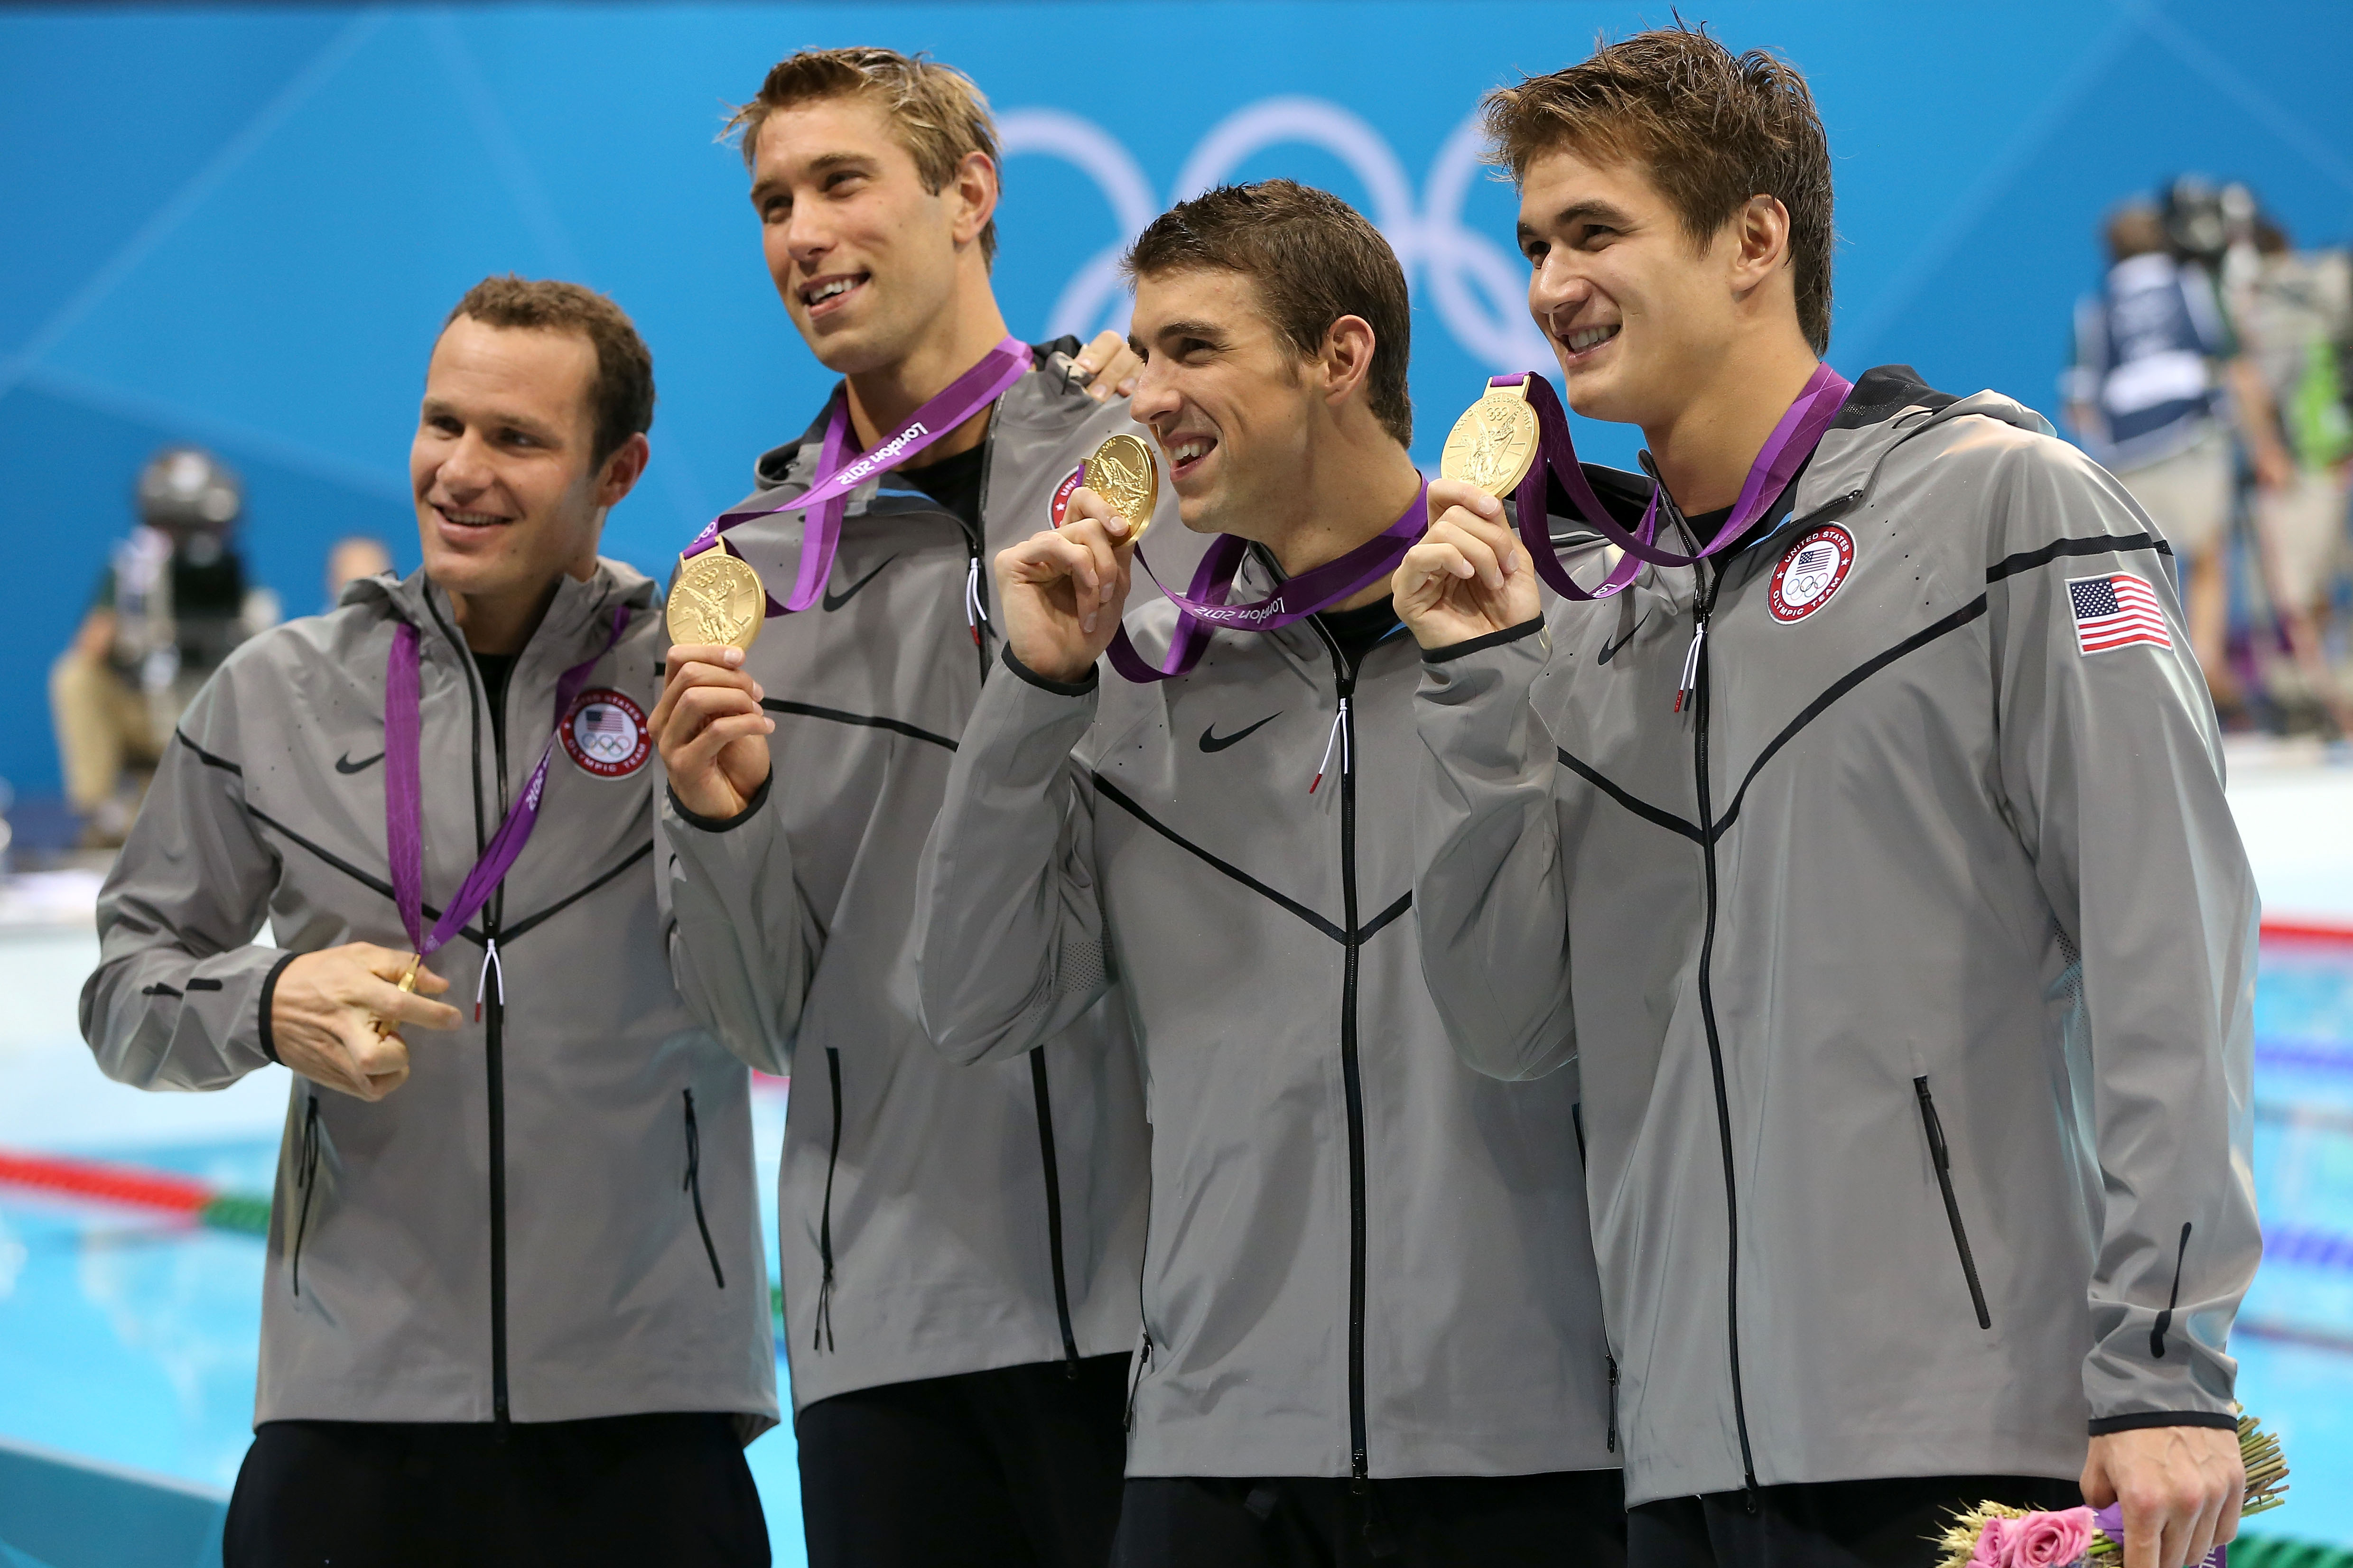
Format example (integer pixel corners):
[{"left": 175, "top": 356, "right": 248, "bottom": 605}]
[
  {"left": 915, "top": 179, "right": 1623, "bottom": 1567},
  {"left": 83, "top": 276, "right": 775, "bottom": 1565},
  {"left": 1397, "top": 27, "right": 2258, "bottom": 1568},
  {"left": 651, "top": 46, "right": 1164, "bottom": 1568}
]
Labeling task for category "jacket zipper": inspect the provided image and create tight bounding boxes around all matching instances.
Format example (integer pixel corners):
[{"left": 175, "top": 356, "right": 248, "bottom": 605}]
[
  {"left": 1308, "top": 615, "right": 1373, "bottom": 1486},
  {"left": 814, "top": 1045, "right": 844, "bottom": 1352},
  {"left": 1029, "top": 1052, "right": 1084, "bottom": 1375},
  {"left": 1913, "top": 1078, "right": 1991, "bottom": 1329},
  {"left": 290, "top": 1093, "right": 320, "bottom": 1296},
  {"left": 683, "top": 1088, "right": 726, "bottom": 1289},
  {"left": 484, "top": 652, "right": 512, "bottom": 1426},
  {"left": 1687, "top": 560, "right": 1760, "bottom": 1496}
]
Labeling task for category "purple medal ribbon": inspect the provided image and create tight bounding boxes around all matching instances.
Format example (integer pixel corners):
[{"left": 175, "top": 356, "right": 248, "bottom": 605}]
[
  {"left": 1497, "top": 361, "right": 1853, "bottom": 601},
  {"left": 2091, "top": 1504, "right": 2224, "bottom": 1568},
  {"left": 1107, "top": 482, "right": 1429, "bottom": 684},
  {"left": 383, "top": 604, "right": 629, "bottom": 990},
  {"left": 680, "top": 335, "right": 1032, "bottom": 615}
]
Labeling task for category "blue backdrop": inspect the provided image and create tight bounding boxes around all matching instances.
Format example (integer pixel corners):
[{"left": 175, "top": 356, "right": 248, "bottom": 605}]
[{"left": 4, "top": 0, "right": 2352, "bottom": 796}]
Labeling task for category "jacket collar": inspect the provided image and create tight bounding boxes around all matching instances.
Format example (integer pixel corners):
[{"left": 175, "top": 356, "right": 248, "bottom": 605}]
[{"left": 345, "top": 558, "right": 655, "bottom": 670}]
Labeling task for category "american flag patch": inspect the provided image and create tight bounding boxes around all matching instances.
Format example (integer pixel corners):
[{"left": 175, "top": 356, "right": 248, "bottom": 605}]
[{"left": 2066, "top": 571, "right": 2173, "bottom": 655}]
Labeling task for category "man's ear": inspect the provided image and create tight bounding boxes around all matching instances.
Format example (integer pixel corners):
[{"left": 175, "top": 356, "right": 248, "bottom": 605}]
[
  {"left": 595, "top": 432, "right": 651, "bottom": 510},
  {"left": 948, "top": 149, "right": 999, "bottom": 251},
  {"left": 1319, "top": 314, "right": 1378, "bottom": 408},
  {"left": 1728, "top": 194, "right": 1793, "bottom": 293}
]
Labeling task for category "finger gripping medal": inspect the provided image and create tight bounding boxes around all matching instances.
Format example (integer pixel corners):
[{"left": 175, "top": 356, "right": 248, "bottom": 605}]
[
  {"left": 1084, "top": 433, "right": 1159, "bottom": 539},
  {"left": 667, "top": 551, "right": 767, "bottom": 651}
]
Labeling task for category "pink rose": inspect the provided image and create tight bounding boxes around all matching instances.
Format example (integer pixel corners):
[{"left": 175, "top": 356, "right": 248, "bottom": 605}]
[
  {"left": 2012, "top": 1507, "right": 2098, "bottom": 1568},
  {"left": 1968, "top": 1518, "right": 2012, "bottom": 1568}
]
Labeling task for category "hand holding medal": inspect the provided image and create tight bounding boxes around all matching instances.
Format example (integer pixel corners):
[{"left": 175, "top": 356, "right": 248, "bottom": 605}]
[
  {"left": 268, "top": 941, "right": 459, "bottom": 1101},
  {"left": 998, "top": 433, "right": 1160, "bottom": 683},
  {"left": 1393, "top": 382, "right": 1547, "bottom": 649}
]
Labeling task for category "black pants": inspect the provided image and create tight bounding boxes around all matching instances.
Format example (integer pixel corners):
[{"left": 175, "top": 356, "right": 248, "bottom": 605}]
[
  {"left": 223, "top": 1411, "right": 768, "bottom": 1568},
  {"left": 796, "top": 1353, "right": 1131, "bottom": 1568},
  {"left": 1628, "top": 1475, "right": 2083, "bottom": 1568},
  {"left": 1111, "top": 1470, "right": 1628, "bottom": 1568}
]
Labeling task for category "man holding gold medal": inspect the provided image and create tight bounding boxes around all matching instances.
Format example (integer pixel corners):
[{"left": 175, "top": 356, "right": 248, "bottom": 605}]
[
  {"left": 913, "top": 179, "right": 1624, "bottom": 1566},
  {"left": 1397, "top": 28, "right": 2259, "bottom": 1568},
  {"left": 650, "top": 46, "right": 1173, "bottom": 1568},
  {"left": 81, "top": 277, "right": 776, "bottom": 1565}
]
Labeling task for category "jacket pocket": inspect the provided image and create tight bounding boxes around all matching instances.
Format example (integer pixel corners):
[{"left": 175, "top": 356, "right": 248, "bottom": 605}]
[
  {"left": 681, "top": 1089, "right": 725, "bottom": 1289},
  {"left": 290, "top": 1094, "right": 321, "bottom": 1296},
  {"left": 1914, "top": 1077, "right": 1991, "bottom": 1330},
  {"left": 814, "top": 1047, "right": 844, "bottom": 1352}
]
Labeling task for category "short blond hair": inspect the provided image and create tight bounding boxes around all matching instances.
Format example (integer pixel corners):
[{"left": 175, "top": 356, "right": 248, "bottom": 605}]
[{"left": 726, "top": 47, "right": 1000, "bottom": 265}]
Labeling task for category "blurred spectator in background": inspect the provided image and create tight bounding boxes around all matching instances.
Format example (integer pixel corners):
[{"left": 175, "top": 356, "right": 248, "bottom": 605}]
[
  {"left": 323, "top": 534, "right": 392, "bottom": 608},
  {"left": 2066, "top": 195, "right": 2291, "bottom": 718},
  {"left": 2236, "top": 213, "right": 2353, "bottom": 733},
  {"left": 49, "top": 445, "right": 279, "bottom": 846}
]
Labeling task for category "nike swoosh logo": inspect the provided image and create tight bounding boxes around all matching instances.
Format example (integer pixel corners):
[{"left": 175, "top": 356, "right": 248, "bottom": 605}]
[
  {"left": 1200, "top": 713, "right": 1282, "bottom": 753},
  {"left": 821, "top": 554, "right": 898, "bottom": 612},
  {"left": 335, "top": 751, "right": 385, "bottom": 775},
  {"left": 1597, "top": 610, "right": 1652, "bottom": 666}
]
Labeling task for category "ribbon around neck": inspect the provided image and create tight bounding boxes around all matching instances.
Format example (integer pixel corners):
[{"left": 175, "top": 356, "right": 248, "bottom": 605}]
[
  {"left": 1498, "top": 362, "right": 1853, "bottom": 602},
  {"left": 680, "top": 335, "right": 1032, "bottom": 615},
  {"left": 1107, "top": 482, "right": 1429, "bottom": 684},
  {"left": 383, "top": 604, "right": 629, "bottom": 960}
]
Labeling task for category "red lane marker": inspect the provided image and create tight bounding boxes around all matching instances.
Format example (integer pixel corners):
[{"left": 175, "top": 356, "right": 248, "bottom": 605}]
[
  {"left": 2262, "top": 919, "right": 2353, "bottom": 946},
  {"left": 0, "top": 1149, "right": 213, "bottom": 1215}
]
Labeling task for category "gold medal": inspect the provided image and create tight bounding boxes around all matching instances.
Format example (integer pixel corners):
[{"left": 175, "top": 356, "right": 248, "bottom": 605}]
[
  {"left": 1440, "top": 380, "right": 1541, "bottom": 498},
  {"left": 667, "top": 550, "right": 766, "bottom": 651},
  {"left": 374, "top": 956, "right": 420, "bottom": 1038},
  {"left": 1083, "top": 433, "right": 1158, "bottom": 540}
]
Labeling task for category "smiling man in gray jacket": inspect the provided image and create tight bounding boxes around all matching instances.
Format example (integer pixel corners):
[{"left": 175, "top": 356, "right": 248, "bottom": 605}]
[
  {"left": 1395, "top": 29, "right": 2259, "bottom": 1568},
  {"left": 650, "top": 46, "right": 1167, "bottom": 1568},
  {"left": 81, "top": 277, "right": 776, "bottom": 1566},
  {"left": 914, "top": 181, "right": 1623, "bottom": 1567}
]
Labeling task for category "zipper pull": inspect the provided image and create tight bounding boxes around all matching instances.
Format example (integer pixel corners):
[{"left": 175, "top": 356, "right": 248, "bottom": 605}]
[
  {"left": 474, "top": 936, "right": 504, "bottom": 1023},
  {"left": 964, "top": 554, "right": 987, "bottom": 646},
  {"left": 1309, "top": 697, "right": 1350, "bottom": 794},
  {"left": 1674, "top": 619, "right": 1707, "bottom": 714}
]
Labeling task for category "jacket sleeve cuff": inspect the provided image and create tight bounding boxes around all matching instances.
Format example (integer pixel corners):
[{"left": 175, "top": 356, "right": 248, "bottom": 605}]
[
  {"left": 1001, "top": 642, "right": 1100, "bottom": 696},
  {"left": 256, "top": 948, "right": 301, "bottom": 1065},
  {"left": 2086, "top": 1410, "right": 2240, "bottom": 1437},
  {"left": 1422, "top": 617, "right": 1547, "bottom": 665},
  {"left": 667, "top": 768, "right": 774, "bottom": 835}
]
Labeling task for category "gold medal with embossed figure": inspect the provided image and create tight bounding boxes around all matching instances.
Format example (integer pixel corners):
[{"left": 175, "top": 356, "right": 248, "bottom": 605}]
[
  {"left": 1084, "top": 433, "right": 1159, "bottom": 540},
  {"left": 667, "top": 549, "right": 766, "bottom": 652},
  {"left": 1440, "top": 379, "right": 1540, "bottom": 499}
]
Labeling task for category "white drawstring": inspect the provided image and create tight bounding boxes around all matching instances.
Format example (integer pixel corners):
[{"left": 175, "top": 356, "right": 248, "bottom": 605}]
[
  {"left": 1309, "top": 697, "right": 1350, "bottom": 795},
  {"left": 1674, "top": 622, "right": 1707, "bottom": 714},
  {"left": 964, "top": 556, "right": 987, "bottom": 642},
  {"left": 474, "top": 937, "right": 505, "bottom": 1022}
]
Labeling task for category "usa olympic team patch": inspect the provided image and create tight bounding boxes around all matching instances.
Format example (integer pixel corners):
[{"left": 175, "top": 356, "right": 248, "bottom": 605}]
[
  {"left": 1049, "top": 464, "right": 1085, "bottom": 526},
  {"left": 1767, "top": 523, "right": 1855, "bottom": 623},
  {"left": 562, "top": 688, "right": 651, "bottom": 779}
]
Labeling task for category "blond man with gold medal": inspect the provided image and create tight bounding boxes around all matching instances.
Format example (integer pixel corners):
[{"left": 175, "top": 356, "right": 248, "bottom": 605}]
[{"left": 648, "top": 45, "right": 1178, "bottom": 1568}]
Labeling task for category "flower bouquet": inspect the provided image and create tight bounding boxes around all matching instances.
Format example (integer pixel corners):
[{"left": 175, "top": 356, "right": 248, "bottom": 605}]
[{"left": 1933, "top": 1415, "right": 2288, "bottom": 1568}]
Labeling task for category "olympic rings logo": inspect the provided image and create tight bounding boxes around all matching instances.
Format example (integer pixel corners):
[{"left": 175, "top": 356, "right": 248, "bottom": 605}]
[{"left": 998, "top": 99, "right": 1550, "bottom": 374}]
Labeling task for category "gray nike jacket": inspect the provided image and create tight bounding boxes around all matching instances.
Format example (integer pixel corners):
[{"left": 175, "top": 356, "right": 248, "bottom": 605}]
[
  {"left": 660, "top": 344, "right": 1176, "bottom": 1411},
  {"left": 1412, "top": 366, "right": 2260, "bottom": 1505},
  {"left": 913, "top": 565, "right": 1620, "bottom": 1482},
  {"left": 82, "top": 561, "right": 777, "bottom": 1432}
]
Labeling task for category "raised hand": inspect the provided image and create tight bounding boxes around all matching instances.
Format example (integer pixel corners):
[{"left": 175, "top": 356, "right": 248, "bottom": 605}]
[
  {"left": 995, "top": 489, "right": 1137, "bottom": 683},
  {"left": 651, "top": 643, "right": 774, "bottom": 821},
  {"left": 1071, "top": 329, "right": 1143, "bottom": 403},
  {"left": 270, "top": 942, "right": 461, "bottom": 1100},
  {"left": 1393, "top": 478, "right": 1541, "bottom": 649}
]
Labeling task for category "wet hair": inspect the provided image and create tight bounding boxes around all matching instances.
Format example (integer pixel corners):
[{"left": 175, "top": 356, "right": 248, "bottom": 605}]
[
  {"left": 1484, "top": 23, "right": 1835, "bottom": 354},
  {"left": 1124, "top": 179, "right": 1414, "bottom": 447},
  {"left": 727, "top": 46, "right": 1000, "bottom": 265}
]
